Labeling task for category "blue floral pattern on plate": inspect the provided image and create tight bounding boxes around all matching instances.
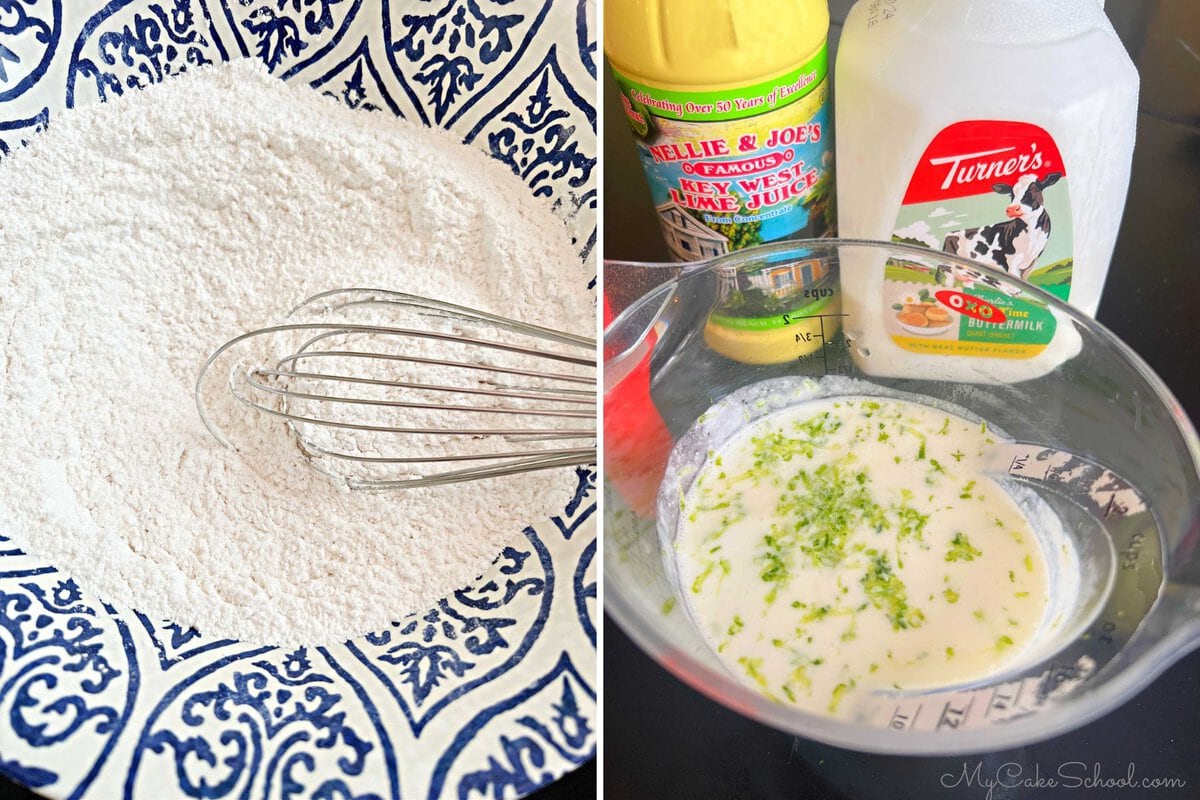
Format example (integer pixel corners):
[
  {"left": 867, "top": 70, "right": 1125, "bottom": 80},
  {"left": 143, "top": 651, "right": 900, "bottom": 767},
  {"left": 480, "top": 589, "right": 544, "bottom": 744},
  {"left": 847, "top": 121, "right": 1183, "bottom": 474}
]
[{"left": 0, "top": 1, "right": 596, "bottom": 797}]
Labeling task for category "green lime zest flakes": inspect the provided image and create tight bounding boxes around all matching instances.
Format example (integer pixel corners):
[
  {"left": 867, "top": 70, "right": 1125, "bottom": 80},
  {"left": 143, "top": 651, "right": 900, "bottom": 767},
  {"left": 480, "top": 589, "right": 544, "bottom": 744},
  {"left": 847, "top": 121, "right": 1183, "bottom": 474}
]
[
  {"left": 917, "top": 440, "right": 927, "bottom": 461},
  {"left": 1024, "top": 554, "right": 1034, "bottom": 572},
  {"left": 727, "top": 615, "right": 745, "bottom": 637},
  {"left": 757, "top": 528, "right": 790, "bottom": 585},
  {"left": 1015, "top": 591, "right": 1030, "bottom": 598},
  {"left": 943, "top": 587, "right": 960, "bottom": 604},
  {"left": 996, "top": 634, "right": 1015, "bottom": 650},
  {"left": 829, "top": 680, "right": 856, "bottom": 713},
  {"left": 802, "top": 604, "right": 833, "bottom": 623},
  {"left": 738, "top": 656, "right": 770, "bottom": 690},
  {"left": 748, "top": 411, "right": 843, "bottom": 471},
  {"left": 868, "top": 663, "right": 879, "bottom": 674},
  {"left": 698, "top": 505, "right": 746, "bottom": 546},
  {"left": 861, "top": 553, "right": 924, "bottom": 631},
  {"left": 929, "top": 458, "right": 944, "bottom": 474},
  {"left": 938, "top": 417, "right": 950, "bottom": 435},
  {"left": 751, "top": 430, "right": 814, "bottom": 466},
  {"left": 945, "top": 646, "right": 955, "bottom": 658},
  {"left": 768, "top": 460, "right": 890, "bottom": 569},
  {"left": 691, "top": 555, "right": 733, "bottom": 595},
  {"left": 785, "top": 664, "right": 813, "bottom": 699},
  {"left": 959, "top": 480, "right": 976, "bottom": 499},
  {"left": 973, "top": 609, "right": 986, "bottom": 621},
  {"left": 794, "top": 410, "right": 845, "bottom": 440},
  {"left": 661, "top": 597, "right": 676, "bottom": 615},
  {"left": 895, "top": 503, "right": 929, "bottom": 543},
  {"left": 951, "top": 449, "right": 965, "bottom": 462},
  {"left": 945, "top": 532, "right": 982, "bottom": 562}
]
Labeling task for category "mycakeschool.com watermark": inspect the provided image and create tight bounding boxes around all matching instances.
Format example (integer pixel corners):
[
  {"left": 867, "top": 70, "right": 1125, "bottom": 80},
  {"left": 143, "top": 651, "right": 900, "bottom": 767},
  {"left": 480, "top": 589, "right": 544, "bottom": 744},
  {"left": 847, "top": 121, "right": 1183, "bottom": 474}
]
[{"left": 940, "top": 761, "right": 1187, "bottom": 799}]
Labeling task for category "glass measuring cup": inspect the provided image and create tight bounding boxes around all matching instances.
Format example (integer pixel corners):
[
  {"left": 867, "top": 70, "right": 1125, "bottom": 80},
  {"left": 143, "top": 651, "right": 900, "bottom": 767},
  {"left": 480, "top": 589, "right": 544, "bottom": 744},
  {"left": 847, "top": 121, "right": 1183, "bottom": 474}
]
[{"left": 603, "top": 239, "right": 1200, "bottom": 755}]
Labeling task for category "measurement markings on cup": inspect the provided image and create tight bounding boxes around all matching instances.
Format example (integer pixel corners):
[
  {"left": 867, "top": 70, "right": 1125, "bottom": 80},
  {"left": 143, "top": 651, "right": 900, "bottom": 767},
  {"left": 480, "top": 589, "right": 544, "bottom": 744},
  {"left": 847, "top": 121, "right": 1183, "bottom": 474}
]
[{"left": 785, "top": 311, "right": 852, "bottom": 376}]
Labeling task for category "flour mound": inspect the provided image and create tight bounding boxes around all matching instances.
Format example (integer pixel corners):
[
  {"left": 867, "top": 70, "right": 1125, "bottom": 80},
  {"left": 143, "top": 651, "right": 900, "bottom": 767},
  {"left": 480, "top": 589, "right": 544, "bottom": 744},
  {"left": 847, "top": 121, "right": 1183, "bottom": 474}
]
[{"left": 0, "top": 59, "right": 590, "bottom": 645}]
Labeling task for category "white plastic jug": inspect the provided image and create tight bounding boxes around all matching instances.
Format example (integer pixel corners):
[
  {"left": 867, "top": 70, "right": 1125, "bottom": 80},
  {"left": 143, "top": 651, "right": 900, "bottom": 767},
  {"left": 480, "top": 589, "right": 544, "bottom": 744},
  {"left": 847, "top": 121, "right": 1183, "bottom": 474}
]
[{"left": 834, "top": 0, "right": 1137, "bottom": 381}]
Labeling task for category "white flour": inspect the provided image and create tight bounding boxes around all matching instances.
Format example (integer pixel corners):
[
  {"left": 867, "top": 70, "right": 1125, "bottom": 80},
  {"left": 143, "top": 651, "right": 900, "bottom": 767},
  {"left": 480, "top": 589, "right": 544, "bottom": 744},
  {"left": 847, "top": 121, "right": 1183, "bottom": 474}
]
[{"left": 0, "top": 60, "right": 590, "bottom": 645}]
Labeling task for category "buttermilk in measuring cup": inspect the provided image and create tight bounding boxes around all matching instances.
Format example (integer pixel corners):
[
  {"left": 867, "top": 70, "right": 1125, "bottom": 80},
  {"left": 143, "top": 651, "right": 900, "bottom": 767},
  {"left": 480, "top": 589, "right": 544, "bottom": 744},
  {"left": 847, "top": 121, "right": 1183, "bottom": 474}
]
[{"left": 673, "top": 393, "right": 1057, "bottom": 716}]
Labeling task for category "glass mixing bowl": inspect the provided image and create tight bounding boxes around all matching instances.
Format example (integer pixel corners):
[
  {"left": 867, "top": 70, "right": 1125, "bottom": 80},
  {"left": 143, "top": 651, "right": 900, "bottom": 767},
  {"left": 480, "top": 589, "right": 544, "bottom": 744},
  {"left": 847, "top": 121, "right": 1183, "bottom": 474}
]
[{"left": 603, "top": 239, "right": 1200, "bottom": 755}]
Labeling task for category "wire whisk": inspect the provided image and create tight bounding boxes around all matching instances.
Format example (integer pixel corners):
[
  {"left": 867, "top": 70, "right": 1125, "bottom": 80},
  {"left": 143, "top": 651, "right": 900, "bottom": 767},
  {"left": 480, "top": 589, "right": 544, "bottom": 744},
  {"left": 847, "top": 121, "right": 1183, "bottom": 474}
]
[{"left": 196, "top": 288, "right": 596, "bottom": 489}]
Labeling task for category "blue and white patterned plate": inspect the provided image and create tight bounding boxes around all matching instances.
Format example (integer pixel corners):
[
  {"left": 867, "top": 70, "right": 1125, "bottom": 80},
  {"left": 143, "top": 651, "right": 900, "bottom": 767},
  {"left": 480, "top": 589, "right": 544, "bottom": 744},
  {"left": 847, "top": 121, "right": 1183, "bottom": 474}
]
[{"left": 0, "top": 2, "right": 596, "bottom": 797}]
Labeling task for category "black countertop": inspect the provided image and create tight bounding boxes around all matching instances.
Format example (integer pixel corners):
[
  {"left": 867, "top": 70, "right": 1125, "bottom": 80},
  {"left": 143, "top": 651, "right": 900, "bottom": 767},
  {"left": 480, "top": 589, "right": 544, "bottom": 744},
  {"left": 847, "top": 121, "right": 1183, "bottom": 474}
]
[{"left": 602, "top": 2, "right": 1200, "bottom": 798}]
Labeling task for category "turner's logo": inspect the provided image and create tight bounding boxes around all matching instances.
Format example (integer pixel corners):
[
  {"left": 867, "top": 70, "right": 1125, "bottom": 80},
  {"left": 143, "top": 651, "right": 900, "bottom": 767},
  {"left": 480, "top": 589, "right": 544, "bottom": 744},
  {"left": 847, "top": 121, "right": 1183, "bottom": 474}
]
[
  {"left": 901, "top": 120, "right": 1066, "bottom": 205},
  {"left": 927, "top": 143, "right": 1046, "bottom": 192}
]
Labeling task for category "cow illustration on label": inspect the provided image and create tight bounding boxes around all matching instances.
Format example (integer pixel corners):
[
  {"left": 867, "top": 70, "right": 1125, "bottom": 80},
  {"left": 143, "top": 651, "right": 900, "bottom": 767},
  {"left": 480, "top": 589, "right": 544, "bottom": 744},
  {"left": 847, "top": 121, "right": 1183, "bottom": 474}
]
[{"left": 941, "top": 172, "right": 1062, "bottom": 280}]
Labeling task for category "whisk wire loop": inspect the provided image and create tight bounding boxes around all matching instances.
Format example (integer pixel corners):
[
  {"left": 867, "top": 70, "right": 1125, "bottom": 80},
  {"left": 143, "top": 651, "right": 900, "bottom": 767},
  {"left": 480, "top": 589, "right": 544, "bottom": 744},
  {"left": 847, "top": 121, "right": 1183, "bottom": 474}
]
[{"left": 196, "top": 288, "right": 597, "bottom": 489}]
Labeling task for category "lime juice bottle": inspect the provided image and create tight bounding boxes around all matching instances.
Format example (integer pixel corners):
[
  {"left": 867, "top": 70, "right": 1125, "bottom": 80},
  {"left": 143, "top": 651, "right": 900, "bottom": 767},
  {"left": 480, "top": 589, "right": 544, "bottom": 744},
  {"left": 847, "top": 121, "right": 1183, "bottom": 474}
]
[{"left": 605, "top": 0, "right": 839, "bottom": 364}]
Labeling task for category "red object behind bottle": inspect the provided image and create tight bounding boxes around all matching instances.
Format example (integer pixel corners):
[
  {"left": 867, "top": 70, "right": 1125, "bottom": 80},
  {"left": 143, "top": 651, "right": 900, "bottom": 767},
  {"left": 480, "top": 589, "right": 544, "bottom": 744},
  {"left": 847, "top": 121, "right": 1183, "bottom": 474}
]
[{"left": 603, "top": 294, "right": 675, "bottom": 518}]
